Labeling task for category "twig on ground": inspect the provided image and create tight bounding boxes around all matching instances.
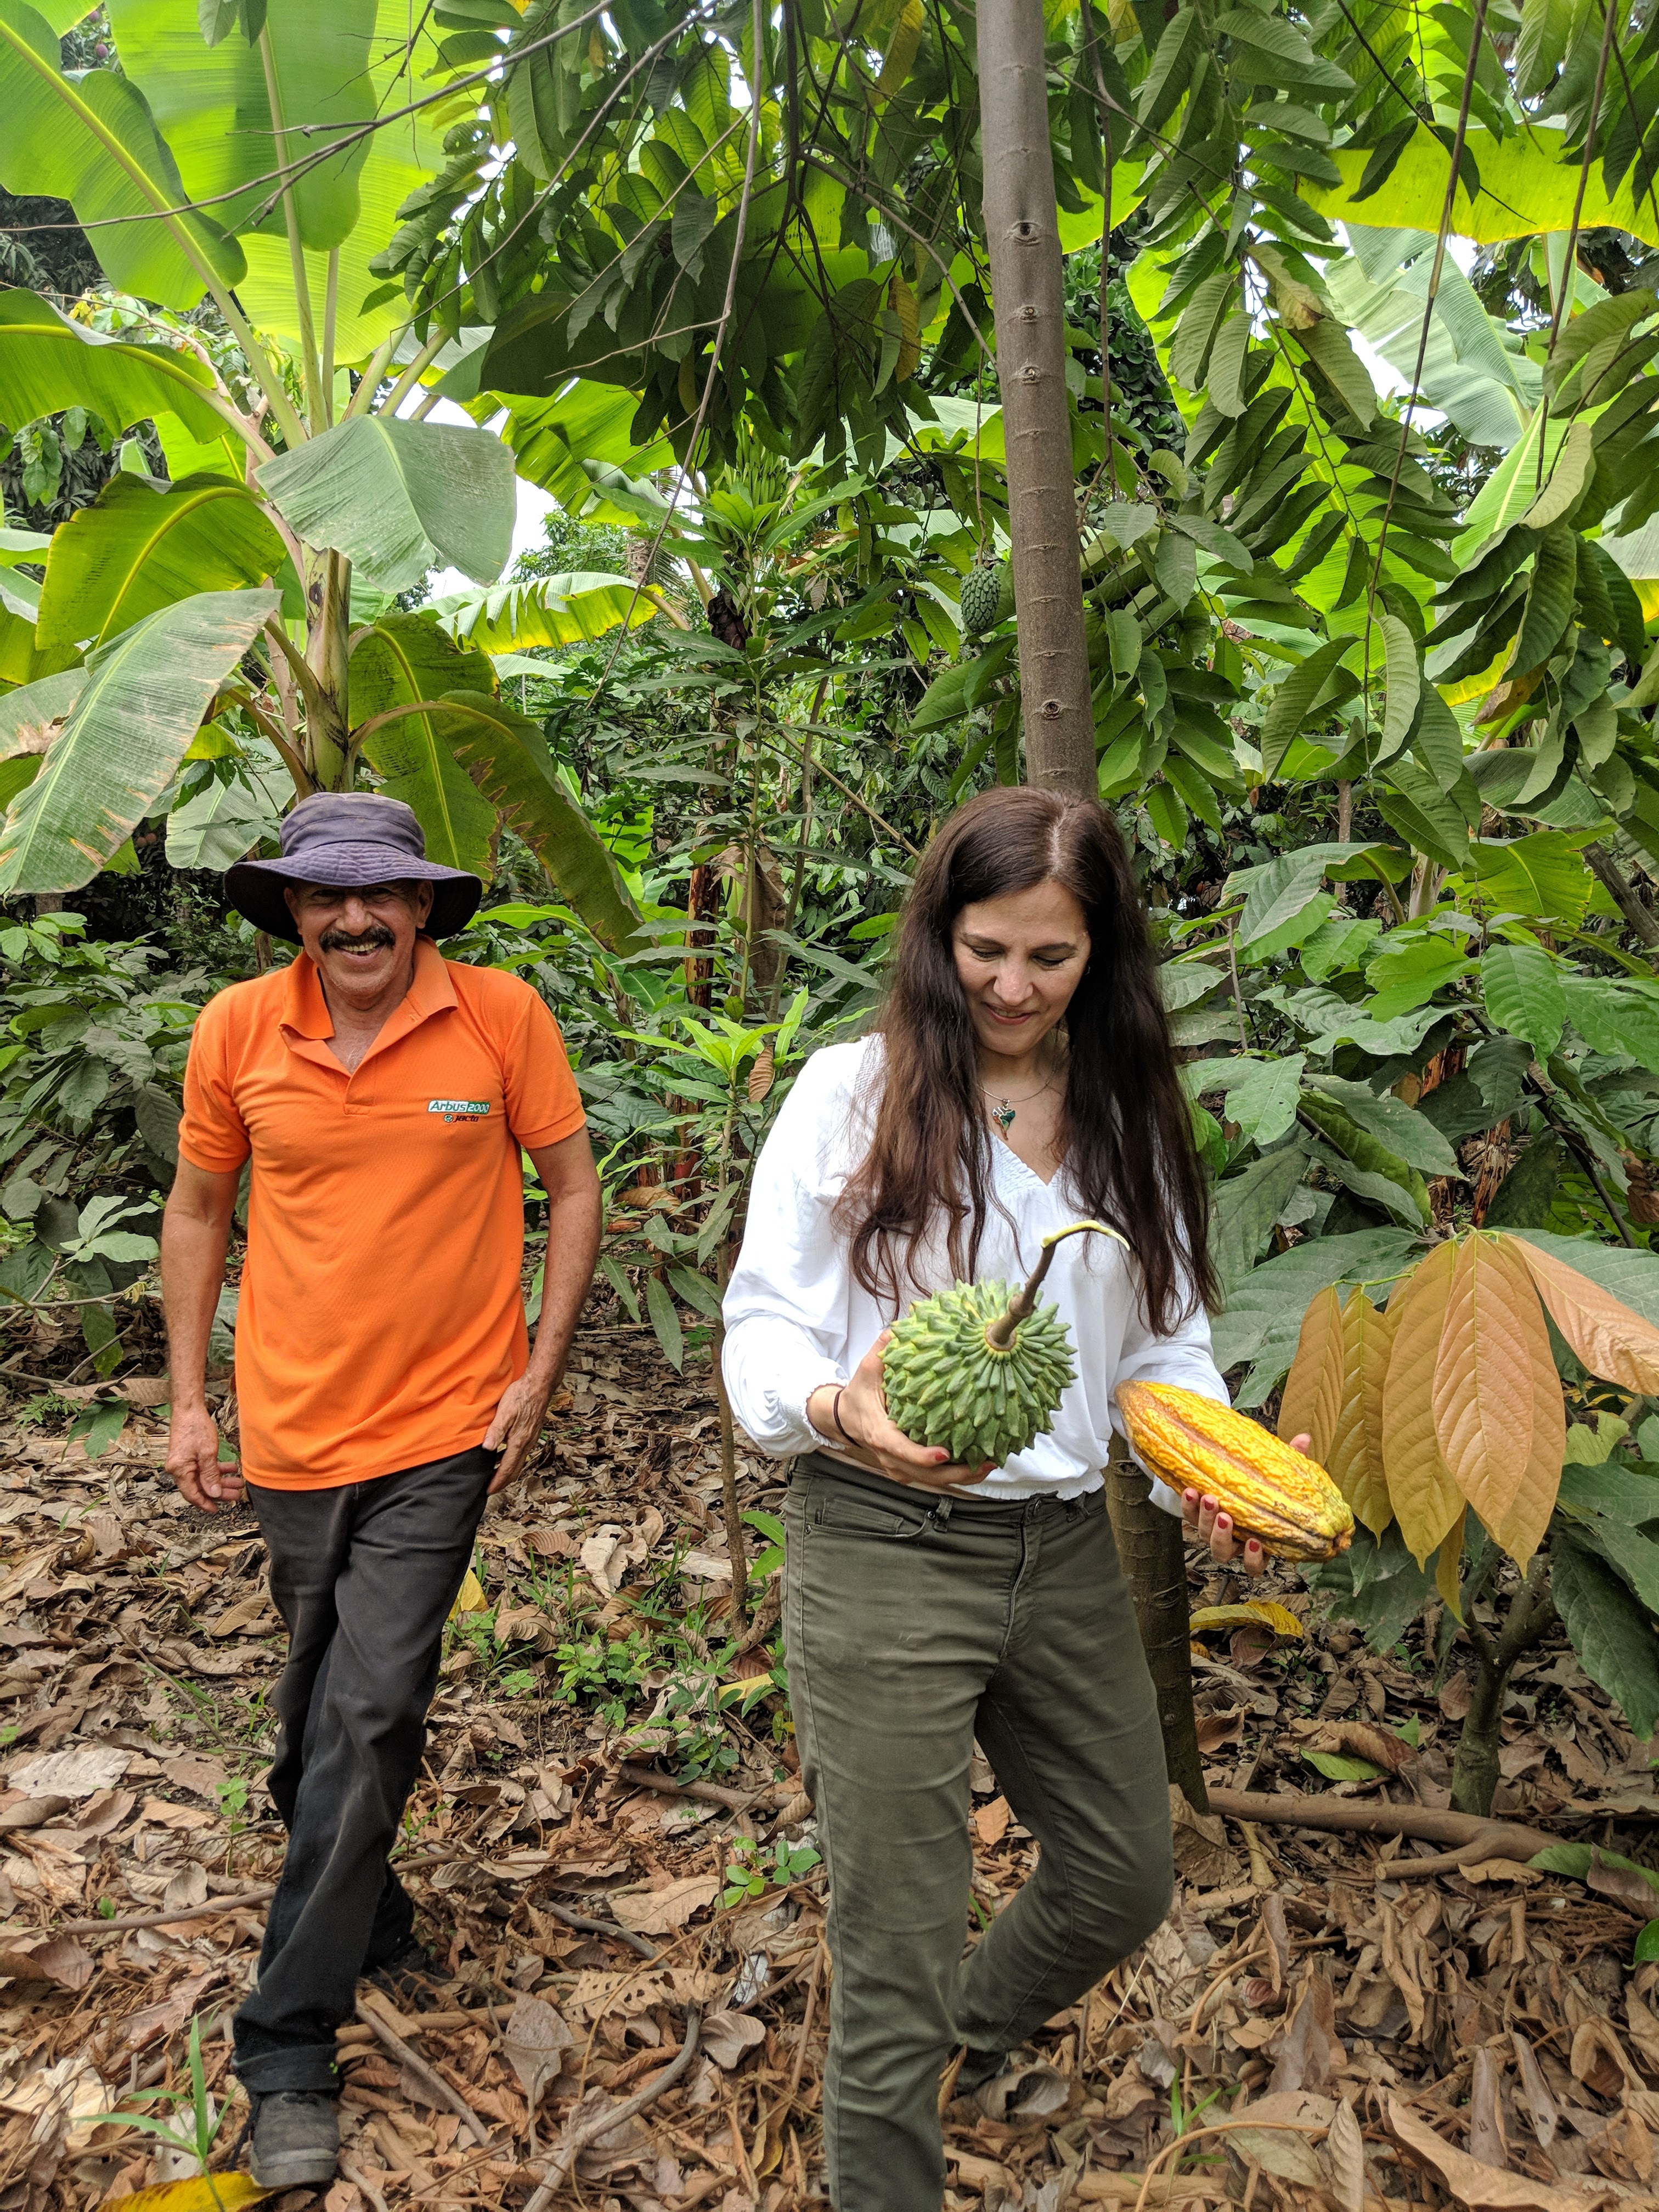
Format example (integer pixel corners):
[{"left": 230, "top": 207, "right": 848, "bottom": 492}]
[
  {"left": 356, "top": 1992, "right": 495, "bottom": 2149},
  {"left": 55, "top": 1885, "right": 278, "bottom": 1936},
  {"left": 538, "top": 1895, "right": 659, "bottom": 1962},
  {"left": 1130, "top": 2118, "right": 1333, "bottom": 2212},
  {"left": 616, "top": 1759, "right": 764, "bottom": 1813},
  {"left": 58, "top": 1844, "right": 462, "bottom": 1937},
  {"left": 786, "top": 1943, "right": 824, "bottom": 2103},
  {"left": 522, "top": 2004, "right": 703, "bottom": 2212},
  {"left": 339, "top": 2155, "right": 391, "bottom": 2212}
]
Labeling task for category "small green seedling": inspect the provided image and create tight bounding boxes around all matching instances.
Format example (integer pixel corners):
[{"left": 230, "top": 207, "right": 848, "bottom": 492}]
[
  {"left": 91, "top": 2016, "right": 232, "bottom": 2192},
  {"left": 721, "top": 1833, "right": 821, "bottom": 1905}
]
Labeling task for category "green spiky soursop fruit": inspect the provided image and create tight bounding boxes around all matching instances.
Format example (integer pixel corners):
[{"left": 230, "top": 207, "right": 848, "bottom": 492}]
[
  {"left": 959, "top": 559, "right": 1007, "bottom": 637},
  {"left": 881, "top": 1221, "right": 1124, "bottom": 1468}
]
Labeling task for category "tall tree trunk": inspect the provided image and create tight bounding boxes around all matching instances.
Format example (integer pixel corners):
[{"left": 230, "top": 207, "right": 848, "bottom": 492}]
[
  {"left": 978, "top": 0, "right": 1094, "bottom": 797},
  {"left": 1107, "top": 1447, "right": 1207, "bottom": 1813}
]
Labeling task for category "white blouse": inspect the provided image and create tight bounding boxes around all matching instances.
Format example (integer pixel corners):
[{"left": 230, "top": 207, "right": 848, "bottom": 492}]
[{"left": 720, "top": 1036, "right": 1229, "bottom": 1506}]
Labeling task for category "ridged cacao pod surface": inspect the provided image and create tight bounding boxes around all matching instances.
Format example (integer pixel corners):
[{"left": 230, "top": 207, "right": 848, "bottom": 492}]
[
  {"left": 1115, "top": 1381, "right": 1354, "bottom": 1560},
  {"left": 883, "top": 1279, "right": 1076, "bottom": 1468}
]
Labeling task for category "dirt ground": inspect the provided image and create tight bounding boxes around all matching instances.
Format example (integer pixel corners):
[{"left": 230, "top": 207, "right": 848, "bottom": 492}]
[{"left": 4, "top": 1314, "right": 1659, "bottom": 2212}]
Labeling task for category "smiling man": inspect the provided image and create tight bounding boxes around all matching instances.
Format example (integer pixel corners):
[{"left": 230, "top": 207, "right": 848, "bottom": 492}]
[{"left": 161, "top": 792, "right": 601, "bottom": 2189}]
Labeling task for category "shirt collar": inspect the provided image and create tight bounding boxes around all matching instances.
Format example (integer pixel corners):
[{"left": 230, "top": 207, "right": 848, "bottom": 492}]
[{"left": 280, "top": 936, "right": 455, "bottom": 1043}]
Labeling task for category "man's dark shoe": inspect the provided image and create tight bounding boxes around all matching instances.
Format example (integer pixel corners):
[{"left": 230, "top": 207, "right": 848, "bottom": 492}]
[
  {"left": 955, "top": 2046, "right": 1009, "bottom": 2096},
  {"left": 250, "top": 2091, "right": 339, "bottom": 2188},
  {"left": 366, "top": 1934, "right": 453, "bottom": 2009}
]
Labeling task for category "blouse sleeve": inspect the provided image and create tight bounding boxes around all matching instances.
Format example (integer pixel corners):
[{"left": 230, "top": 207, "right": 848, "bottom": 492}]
[
  {"left": 1111, "top": 1264, "right": 1229, "bottom": 1519},
  {"left": 721, "top": 1052, "right": 860, "bottom": 1460}
]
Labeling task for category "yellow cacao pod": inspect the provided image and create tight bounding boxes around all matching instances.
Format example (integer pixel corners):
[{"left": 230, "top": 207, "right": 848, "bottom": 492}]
[{"left": 1115, "top": 1382, "right": 1355, "bottom": 1561}]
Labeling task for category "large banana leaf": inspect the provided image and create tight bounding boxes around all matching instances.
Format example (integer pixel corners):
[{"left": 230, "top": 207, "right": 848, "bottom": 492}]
[
  {"left": 0, "top": 605, "right": 79, "bottom": 689},
  {"left": 0, "top": 294, "right": 235, "bottom": 450},
  {"left": 435, "top": 691, "right": 646, "bottom": 956},
  {"left": 349, "top": 614, "right": 498, "bottom": 874},
  {"left": 257, "top": 418, "right": 515, "bottom": 592},
  {"left": 0, "top": 0, "right": 244, "bottom": 308},
  {"left": 165, "top": 764, "right": 283, "bottom": 870},
  {"left": 0, "top": 668, "right": 87, "bottom": 751},
  {"left": 1308, "top": 126, "right": 1659, "bottom": 251},
  {"left": 1326, "top": 236, "right": 1537, "bottom": 452},
  {"left": 110, "top": 0, "right": 446, "bottom": 360},
  {"left": 487, "top": 385, "right": 679, "bottom": 511},
  {"left": 110, "top": 0, "right": 377, "bottom": 248},
  {"left": 36, "top": 475, "right": 286, "bottom": 652},
  {"left": 0, "top": 667, "right": 84, "bottom": 812},
  {"left": 433, "top": 574, "right": 661, "bottom": 652},
  {"left": 0, "top": 589, "right": 278, "bottom": 894}
]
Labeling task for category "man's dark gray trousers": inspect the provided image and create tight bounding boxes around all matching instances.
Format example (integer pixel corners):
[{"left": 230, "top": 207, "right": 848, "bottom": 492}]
[{"left": 233, "top": 1443, "right": 495, "bottom": 2094}]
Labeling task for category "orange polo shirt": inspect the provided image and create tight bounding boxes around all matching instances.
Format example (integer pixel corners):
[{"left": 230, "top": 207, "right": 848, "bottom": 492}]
[{"left": 177, "top": 939, "right": 586, "bottom": 1490}]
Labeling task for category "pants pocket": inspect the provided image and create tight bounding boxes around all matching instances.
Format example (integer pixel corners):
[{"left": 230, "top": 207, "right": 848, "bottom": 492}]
[{"left": 806, "top": 1484, "right": 934, "bottom": 1541}]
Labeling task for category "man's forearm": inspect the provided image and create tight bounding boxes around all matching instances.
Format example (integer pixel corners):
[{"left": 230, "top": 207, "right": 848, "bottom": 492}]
[
  {"left": 526, "top": 1186, "right": 601, "bottom": 1386},
  {"left": 161, "top": 1207, "right": 232, "bottom": 1408}
]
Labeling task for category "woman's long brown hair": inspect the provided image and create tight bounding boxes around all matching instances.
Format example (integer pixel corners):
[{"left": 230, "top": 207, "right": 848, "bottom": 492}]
[{"left": 834, "top": 787, "right": 1217, "bottom": 1333}]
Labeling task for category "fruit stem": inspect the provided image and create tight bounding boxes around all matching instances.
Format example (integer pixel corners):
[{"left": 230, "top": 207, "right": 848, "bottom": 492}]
[{"left": 984, "top": 1218, "right": 1125, "bottom": 1348}]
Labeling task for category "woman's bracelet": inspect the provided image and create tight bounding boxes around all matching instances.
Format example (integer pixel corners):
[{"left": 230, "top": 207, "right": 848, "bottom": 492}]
[{"left": 832, "top": 1385, "right": 850, "bottom": 1442}]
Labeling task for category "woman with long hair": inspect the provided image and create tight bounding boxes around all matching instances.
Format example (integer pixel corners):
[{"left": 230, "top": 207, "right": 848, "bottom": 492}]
[{"left": 723, "top": 786, "right": 1274, "bottom": 2211}]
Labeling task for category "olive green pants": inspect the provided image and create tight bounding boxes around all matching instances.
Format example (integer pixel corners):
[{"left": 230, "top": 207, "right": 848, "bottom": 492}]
[{"left": 783, "top": 1453, "right": 1173, "bottom": 2212}]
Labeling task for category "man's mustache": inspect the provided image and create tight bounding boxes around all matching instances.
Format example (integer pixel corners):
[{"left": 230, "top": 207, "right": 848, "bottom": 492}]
[{"left": 318, "top": 924, "right": 396, "bottom": 952}]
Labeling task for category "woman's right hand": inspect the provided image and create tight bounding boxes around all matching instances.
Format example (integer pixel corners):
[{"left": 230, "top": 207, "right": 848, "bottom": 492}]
[{"left": 809, "top": 1331, "right": 992, "bottom": 1492}]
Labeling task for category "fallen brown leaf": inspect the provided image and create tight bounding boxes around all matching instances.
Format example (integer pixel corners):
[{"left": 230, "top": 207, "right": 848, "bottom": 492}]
[{"left": 1391, "top": 2097, "right": 1615, "bottom": 2209}]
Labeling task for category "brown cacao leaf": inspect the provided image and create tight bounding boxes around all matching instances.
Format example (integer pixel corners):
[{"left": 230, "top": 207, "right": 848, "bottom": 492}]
[
  {"left": 1432, "top": 1235, "right": 1539, "bottom": 1530},
  {"left": 1436, "top": 1506, "right": 1467, "bottom": 1620},
  {"left": 1470, "top": 2045, "right": 1508, "bottom": 2172},
  {"left": 1328, "top": 2098, "right": 1366, "bottom": 2212},
  {"left": 1382, "top": 1242, "right": 1466, "bottom": 1564},
  {"left": 0, "top": 1933, "right": 94, "bottom": 1989},
  {"left": 1585, "top": 1847, "right": 1659, "bottom": 1920},
  {"left": 1482, "top": 1240, "right": 1566, "bottom": 1570},
  {"left": 1319, "top": 1721, "right": 1417, "bottom": 1774},
  {"left": 1389, "top": 2097, "right": 1613, "bottom": 2210},
  {"left": 1279, "top": 1285, "right": 1345, "bottom": 1462},
  {"left": 1570, "top": 2017, "right": 1638, "bottom": 2099},
  {"left": 1509, "top": 1234, "right": 1659, "bottom": 1393},
  {"left": 1226, "top": 2091, "right": 1334, "bottom": 2186},
  {"left": 1270, "top": 1971, "right": 1339, "bottom": 2095},
  {"left": 1512, "top": 2030, "right": 1558, "bottom": 2147},
  {"left": 1259, "top": 1891, "right": 1293, "bottom": 1995},
  {"left": 608, "top": 1873, "right": 719, "bottom": 1932},
  {"left": 1626, "top": 1984, "right": 1659, "bottom": 2076}
]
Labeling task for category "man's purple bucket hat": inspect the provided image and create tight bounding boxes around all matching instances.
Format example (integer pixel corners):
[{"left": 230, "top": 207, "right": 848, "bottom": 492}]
[{"left": 224, "top": 792, "right": 484, "bottom": 945}]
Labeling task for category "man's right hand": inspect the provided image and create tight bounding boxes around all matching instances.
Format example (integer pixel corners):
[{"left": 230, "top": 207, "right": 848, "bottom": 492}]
[
  {"left": 166, "top": 1403, "right": 242, "bottom": 1513},
  {"left": 809, "top": 1333, "right": 991, "bottom": 1493}
]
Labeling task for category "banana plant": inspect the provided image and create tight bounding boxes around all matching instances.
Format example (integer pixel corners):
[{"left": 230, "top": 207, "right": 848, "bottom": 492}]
[{"left": 0, "top": 0, "right": 648, "bottom": 941}]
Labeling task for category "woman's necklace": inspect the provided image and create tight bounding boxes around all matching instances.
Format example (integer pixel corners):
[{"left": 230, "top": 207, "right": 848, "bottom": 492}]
[{"left": 983, "top": 1076, "right": 1055, "bottom": 1133}]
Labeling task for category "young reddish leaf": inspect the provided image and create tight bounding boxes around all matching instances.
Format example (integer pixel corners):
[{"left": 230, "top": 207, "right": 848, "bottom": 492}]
[
  {"left": 1333, "top": 1289, "right": 1398, "bottom": 1538},
  {"left": 1381, "top": 1240, "right": 1465, "bottom": 1565},
  {"left": 1508, "top": 1235, "right": 1659, "bottom": 1393},
  {"left": 1431, "top": 1234, "right": 1538, "bottom": 1531},
  {"left": 1278, "top": 1284, "right": 1345, "bottom": 1461},
  {"left": 1484, "top": 1242, "right": 1566, "bottom": 1571},
  {"left": 1435, "top": 1505, "right": 1466, "bottom": 1622}
]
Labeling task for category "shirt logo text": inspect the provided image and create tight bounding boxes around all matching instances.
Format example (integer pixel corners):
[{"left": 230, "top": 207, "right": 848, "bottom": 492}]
[{"left": 428, "top": 1098, "right": 490, "bottom": 1123}]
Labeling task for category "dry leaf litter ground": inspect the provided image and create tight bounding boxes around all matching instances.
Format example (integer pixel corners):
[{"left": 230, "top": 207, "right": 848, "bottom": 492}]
[{"left": 4, "top": 1305, "right": 1659, "bottom": 2212}]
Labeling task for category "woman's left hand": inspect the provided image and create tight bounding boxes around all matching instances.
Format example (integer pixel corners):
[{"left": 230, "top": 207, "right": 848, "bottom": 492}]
[{"left": 1181, "top": 1431, "right": 1312, "bottom": 1576}]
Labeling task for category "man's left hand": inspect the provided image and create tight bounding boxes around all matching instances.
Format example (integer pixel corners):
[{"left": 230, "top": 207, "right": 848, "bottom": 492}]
[{"left": 483, "top": 1374, "right": 552, "bottom": 1493}]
